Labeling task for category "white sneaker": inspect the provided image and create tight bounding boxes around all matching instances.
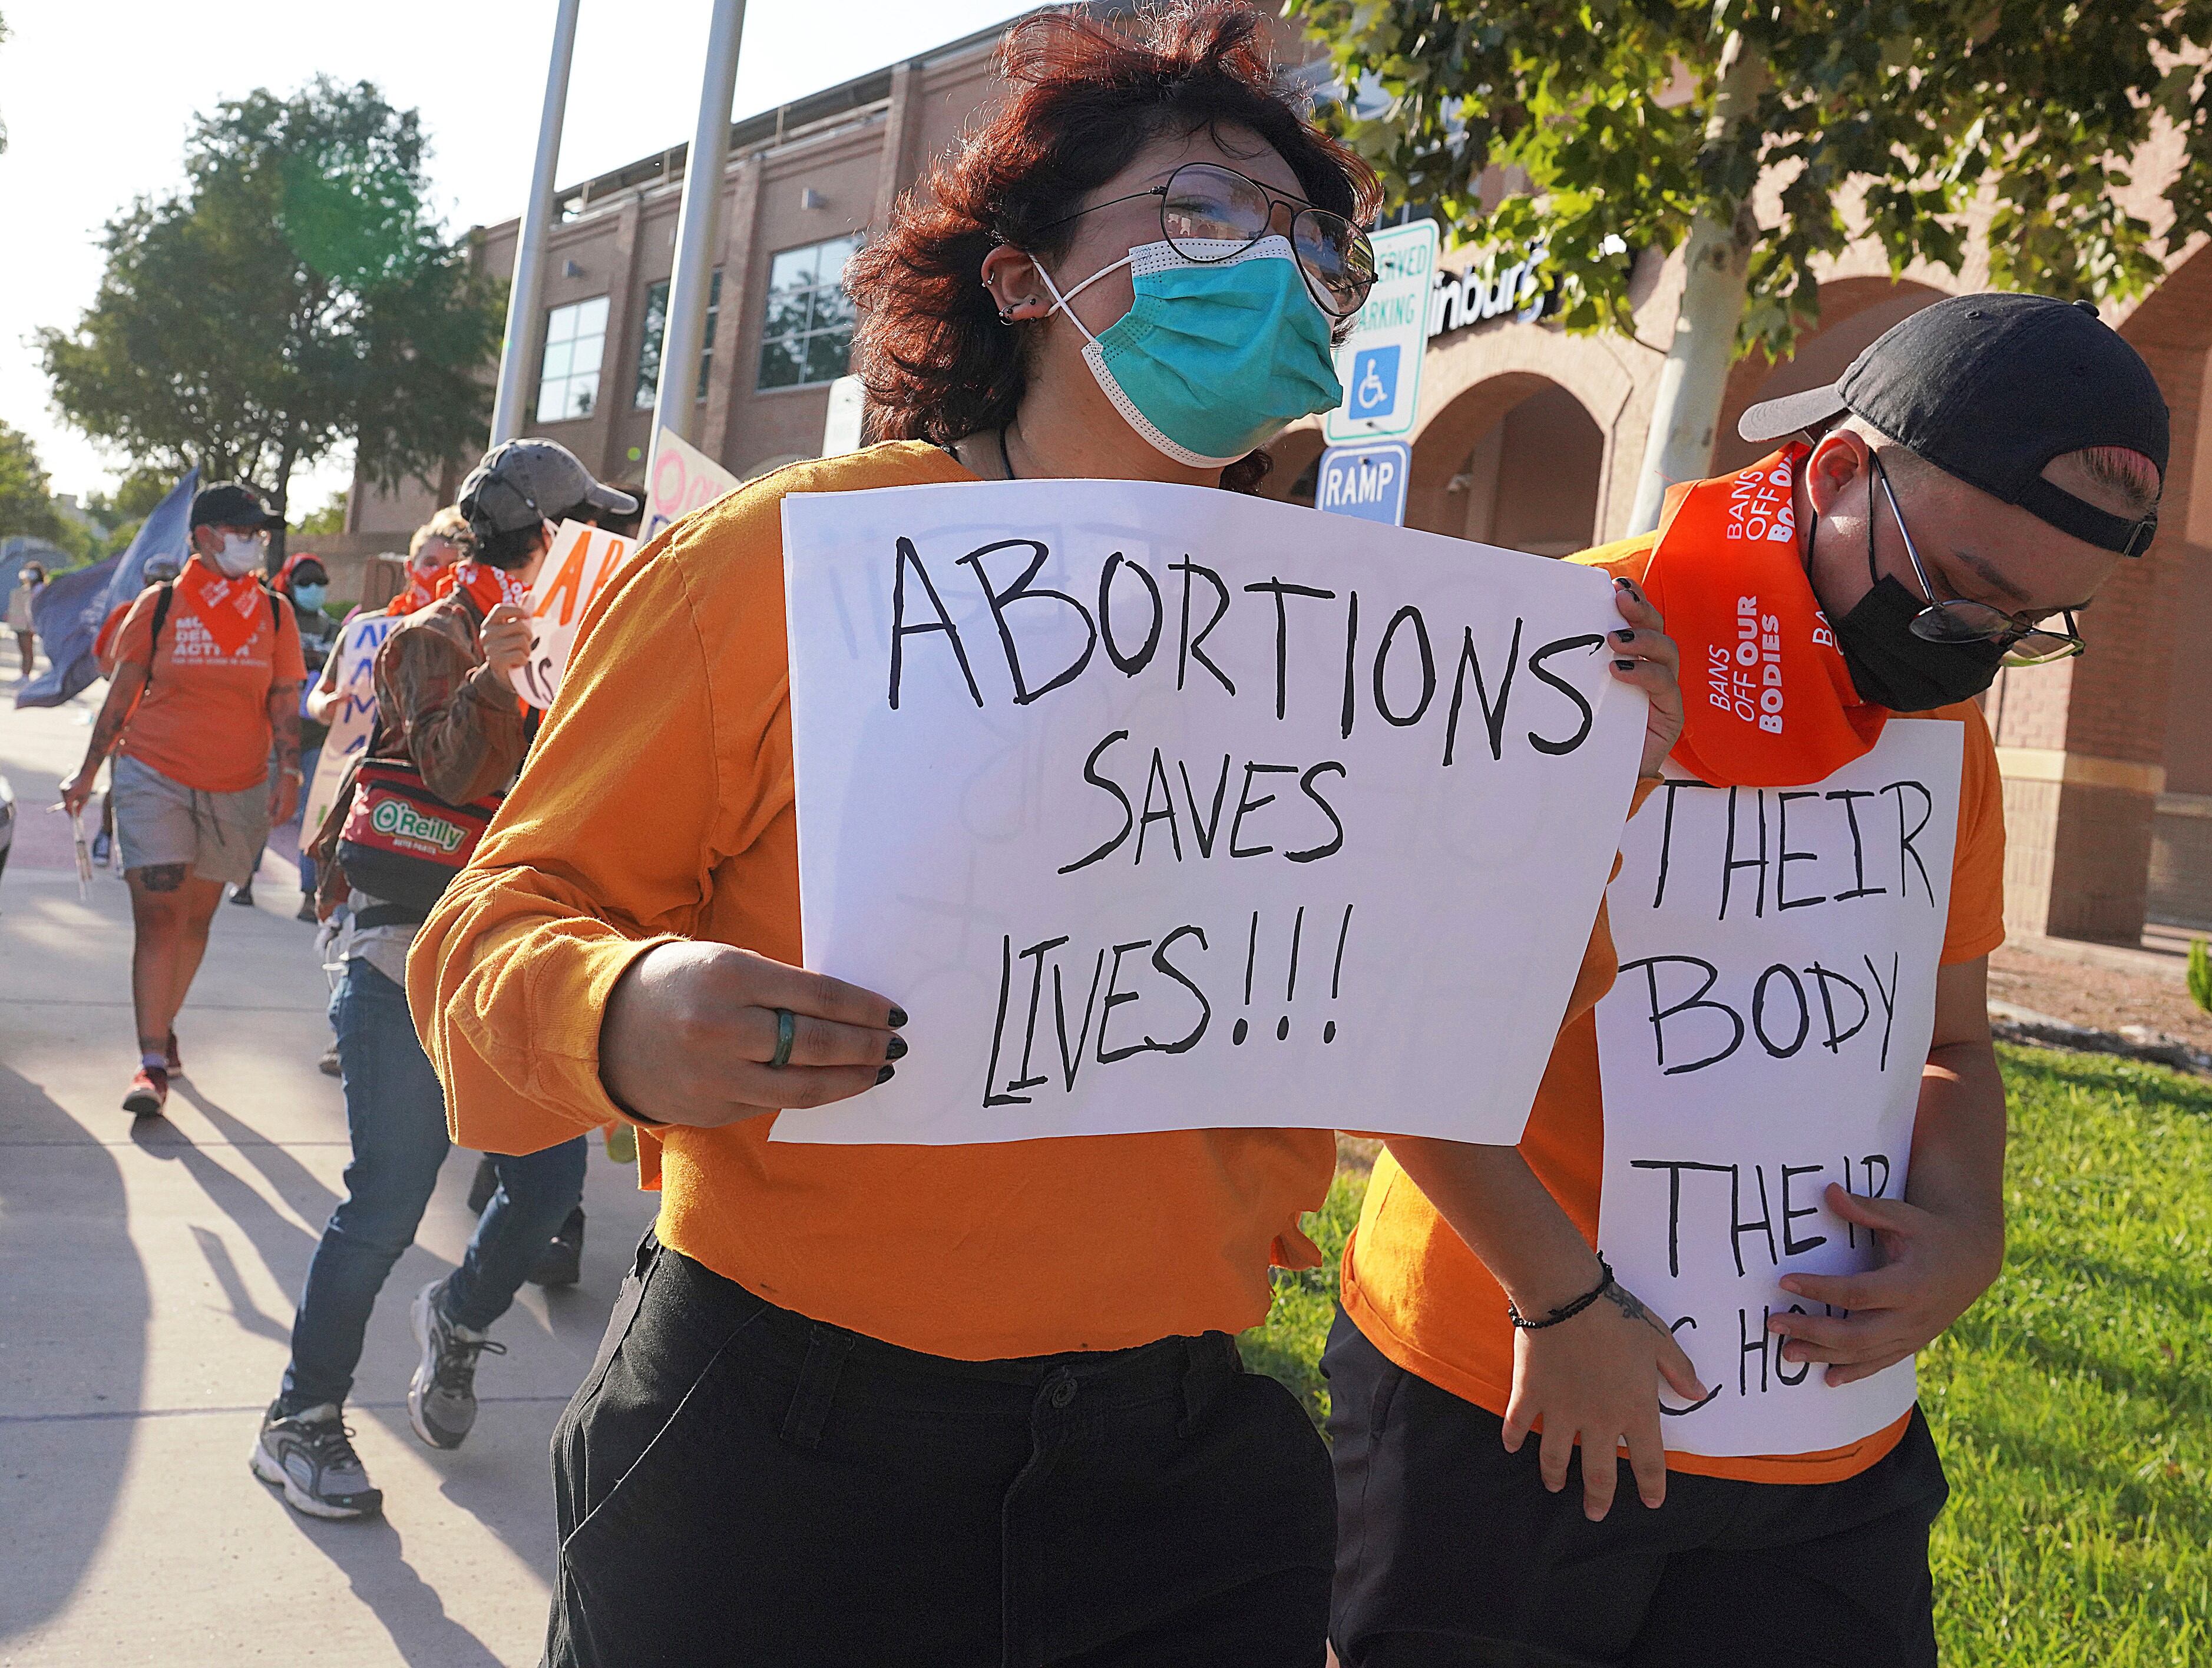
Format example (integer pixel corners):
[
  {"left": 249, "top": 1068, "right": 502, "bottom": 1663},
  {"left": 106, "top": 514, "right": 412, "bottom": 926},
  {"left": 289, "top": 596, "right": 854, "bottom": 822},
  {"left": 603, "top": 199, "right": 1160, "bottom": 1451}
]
[
  {"left": 407, "top": 1279, "right": 505, "bottom": 1451},
  {"left": 250, "top": 1402, "right": 382, "bottom": 1519}
]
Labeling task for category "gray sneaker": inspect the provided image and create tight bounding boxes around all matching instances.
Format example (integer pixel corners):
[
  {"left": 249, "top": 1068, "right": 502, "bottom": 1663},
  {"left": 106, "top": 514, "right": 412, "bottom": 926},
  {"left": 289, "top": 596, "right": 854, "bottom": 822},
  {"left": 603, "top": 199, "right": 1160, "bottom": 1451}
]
[
  {"left": 407, "top": 1278, "right": 505, "bottom": 1451},
  {"left": 250, "top": 1402, "right": 383, "bottom": 1519}
]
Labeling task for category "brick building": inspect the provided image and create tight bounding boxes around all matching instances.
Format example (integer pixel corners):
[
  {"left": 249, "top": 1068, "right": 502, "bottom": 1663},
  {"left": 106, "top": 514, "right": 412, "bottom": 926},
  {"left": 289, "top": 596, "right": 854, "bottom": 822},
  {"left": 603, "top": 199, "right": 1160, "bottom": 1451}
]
[{"left": 347, "top": 6, "right": 2211, "bottom": 944}]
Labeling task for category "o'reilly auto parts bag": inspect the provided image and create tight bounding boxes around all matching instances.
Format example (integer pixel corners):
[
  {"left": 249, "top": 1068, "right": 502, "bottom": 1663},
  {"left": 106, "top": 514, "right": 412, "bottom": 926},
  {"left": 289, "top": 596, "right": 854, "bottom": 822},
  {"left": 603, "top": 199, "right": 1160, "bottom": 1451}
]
[{"left": 335, "top": 755, "right": 502, "bottom": 922}]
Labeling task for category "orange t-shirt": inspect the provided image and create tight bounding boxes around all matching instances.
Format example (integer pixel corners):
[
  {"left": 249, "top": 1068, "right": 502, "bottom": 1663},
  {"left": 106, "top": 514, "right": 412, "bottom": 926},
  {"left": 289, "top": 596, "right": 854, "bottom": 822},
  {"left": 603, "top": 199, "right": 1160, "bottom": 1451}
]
[
  {"left": 1341, "top": 531, "right": 2008, "bottom": 1485},
  {"left": 112, "top": 565, "right": 308, "bottom": 794},
  {"left": 415, "top": 442, "right": 1383, "bottom": 1360}
]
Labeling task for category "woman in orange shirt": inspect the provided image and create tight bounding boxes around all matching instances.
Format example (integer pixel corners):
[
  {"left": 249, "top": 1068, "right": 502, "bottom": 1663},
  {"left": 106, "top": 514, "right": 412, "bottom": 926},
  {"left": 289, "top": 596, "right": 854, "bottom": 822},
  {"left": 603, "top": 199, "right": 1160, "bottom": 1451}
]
[{"left": 412, "top": 8, "right": 1688, "bottom": 1664}]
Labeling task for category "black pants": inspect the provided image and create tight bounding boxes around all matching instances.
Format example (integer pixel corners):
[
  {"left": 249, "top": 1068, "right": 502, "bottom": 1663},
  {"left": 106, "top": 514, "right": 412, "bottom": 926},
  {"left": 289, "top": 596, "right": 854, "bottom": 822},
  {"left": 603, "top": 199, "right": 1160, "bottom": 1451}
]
[
  {"left": 1322, "top": 1308, "right": 1948, "bottom": 1668},
  {"left": 547, "top": 1233, "right": 1335, "bottom": 1668}
]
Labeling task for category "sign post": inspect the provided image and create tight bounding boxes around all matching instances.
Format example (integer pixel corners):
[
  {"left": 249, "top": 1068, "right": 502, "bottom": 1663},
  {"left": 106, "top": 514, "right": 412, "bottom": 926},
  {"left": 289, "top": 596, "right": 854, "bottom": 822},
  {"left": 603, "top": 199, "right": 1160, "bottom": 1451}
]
[{"left": 1324, "top": 219, "right": 1439, "bottom": 449}]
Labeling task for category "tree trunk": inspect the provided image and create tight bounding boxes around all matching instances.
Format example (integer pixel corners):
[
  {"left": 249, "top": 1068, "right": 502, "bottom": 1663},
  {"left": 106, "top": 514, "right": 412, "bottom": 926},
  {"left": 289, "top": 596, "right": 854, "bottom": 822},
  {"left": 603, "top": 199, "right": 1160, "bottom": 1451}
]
[
  {"left": 1625, "top": 35, "right": 1770, "bottom": 534},
  {"left": 265, "top": 439, "right": 298, "bottom": 575}
]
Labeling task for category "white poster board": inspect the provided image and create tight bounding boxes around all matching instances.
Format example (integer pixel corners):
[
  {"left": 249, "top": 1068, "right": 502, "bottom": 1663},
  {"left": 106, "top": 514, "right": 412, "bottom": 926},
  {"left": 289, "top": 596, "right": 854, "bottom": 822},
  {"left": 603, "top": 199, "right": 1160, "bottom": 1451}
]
[
  {"left": 779, "top": 478, "right": 1645, "bottom": 1145},
  {"left": 507, "top": 520, "right": 636, "bottom": 710},
  {"left": 643, "top": 426, "right": 740, "bottom": 542},
  {"left": 1595, "top": 719, "right": 1964, "bottom": 1457},
  {"left": 303, "top": 610, "right": 399, "bottom": 833}
]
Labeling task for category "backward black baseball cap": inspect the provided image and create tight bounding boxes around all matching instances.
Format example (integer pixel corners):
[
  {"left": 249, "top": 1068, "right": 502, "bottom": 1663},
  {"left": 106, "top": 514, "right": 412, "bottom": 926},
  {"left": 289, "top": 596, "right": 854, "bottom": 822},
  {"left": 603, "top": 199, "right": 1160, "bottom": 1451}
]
[
  {"left": 190, "top": 481, "right": 284, "bottom": 531},
  {"left": 458, "top": 439, "right": 639, "bottom": 537},
  {"left": 1738, "top": 292, "right": 2168, "bottom": 556}
]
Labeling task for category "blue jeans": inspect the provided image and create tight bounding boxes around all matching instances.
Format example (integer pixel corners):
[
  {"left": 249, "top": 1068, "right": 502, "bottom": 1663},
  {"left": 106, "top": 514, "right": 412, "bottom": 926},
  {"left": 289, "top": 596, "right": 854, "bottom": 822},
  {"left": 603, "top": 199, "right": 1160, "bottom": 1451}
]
[{"left": 282, "top": 959, "right": 588, "bottom": 1411}]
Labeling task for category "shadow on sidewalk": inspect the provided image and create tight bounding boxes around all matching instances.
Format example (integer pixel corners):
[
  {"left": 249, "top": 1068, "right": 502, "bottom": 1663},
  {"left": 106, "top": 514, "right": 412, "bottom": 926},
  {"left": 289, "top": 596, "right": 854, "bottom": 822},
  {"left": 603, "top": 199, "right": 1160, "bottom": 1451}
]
[
  {"left": 170, "top": 1078, "right": 342, "bottom": 1233},
  {"left": 280, "top": 1511, "right": 514, "bottom": 1668},
  {"left": 0, "top": 1065, "right": 150, "bottom": 1645}
]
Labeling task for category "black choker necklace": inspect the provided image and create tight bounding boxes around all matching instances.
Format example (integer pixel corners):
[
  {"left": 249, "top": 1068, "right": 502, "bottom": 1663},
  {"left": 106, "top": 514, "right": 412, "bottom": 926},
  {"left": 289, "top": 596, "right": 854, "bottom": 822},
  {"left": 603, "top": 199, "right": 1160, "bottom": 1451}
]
[{"left": 998, "top": 428, "right": 1016, "bottom": 481}]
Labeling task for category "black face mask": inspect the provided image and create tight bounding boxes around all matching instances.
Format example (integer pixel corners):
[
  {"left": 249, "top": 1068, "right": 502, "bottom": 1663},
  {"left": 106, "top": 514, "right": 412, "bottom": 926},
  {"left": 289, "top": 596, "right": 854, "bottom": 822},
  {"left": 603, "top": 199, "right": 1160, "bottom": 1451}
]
[
  {"left": 1833, "top": 577, "right": 2007, "bottom": 712},
  {"left": 1821, "top": 474, "right": 2008, "bottom": 713}
]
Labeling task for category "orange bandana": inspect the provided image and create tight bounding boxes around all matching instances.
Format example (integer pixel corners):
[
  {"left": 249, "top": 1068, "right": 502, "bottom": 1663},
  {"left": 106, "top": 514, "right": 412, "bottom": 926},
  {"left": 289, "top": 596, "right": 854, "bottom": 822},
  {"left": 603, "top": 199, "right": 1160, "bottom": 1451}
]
[
  {"left": 174, "top": 558, "right": 268, "bottom": 657},
  {"left": 1641, "top": 445, "right": 1888, "bottom": 787},
  {"left": 386, "top": 563, "right": 455, "bottom": 618},
  {"left": 450, "top": 561, "right": 531, "bottom": 617}
]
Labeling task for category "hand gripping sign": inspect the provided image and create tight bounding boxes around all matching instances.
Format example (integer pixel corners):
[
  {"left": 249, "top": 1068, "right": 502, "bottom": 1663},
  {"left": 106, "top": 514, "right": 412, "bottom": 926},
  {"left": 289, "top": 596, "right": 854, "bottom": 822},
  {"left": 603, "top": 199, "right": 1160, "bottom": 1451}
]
[
  {"left": 1595, "top": 719, "right": 1964, "bottom": 1457},
  {"left": 778, "top": 477, "right": 1647, "bottom": 1145},
  {"left": 508, "top": 521, "right": 637, "bottom": 711}
]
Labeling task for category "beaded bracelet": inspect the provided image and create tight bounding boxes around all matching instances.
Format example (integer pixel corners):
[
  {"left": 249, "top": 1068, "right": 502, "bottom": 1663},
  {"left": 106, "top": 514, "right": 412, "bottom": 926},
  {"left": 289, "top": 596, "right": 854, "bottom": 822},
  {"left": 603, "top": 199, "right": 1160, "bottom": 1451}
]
[{"left": 1506, "top": 1255, "right": 1616, "bottom": 1331}]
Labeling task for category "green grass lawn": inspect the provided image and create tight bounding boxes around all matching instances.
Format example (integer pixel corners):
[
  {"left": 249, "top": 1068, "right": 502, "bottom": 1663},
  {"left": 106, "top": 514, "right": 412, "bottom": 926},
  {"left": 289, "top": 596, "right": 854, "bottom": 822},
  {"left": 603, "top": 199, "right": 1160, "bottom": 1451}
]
[{"left": 1240, "top": 1045, "right": 2212, "bottom": 1664}]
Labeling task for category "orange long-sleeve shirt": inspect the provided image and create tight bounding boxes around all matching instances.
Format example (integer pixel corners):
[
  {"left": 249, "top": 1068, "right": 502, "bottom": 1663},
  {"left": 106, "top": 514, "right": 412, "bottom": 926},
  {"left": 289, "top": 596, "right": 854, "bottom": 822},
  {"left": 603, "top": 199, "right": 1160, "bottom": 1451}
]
[{"left": 410, "top": 440, "right": 1635, "bottom": 1361}]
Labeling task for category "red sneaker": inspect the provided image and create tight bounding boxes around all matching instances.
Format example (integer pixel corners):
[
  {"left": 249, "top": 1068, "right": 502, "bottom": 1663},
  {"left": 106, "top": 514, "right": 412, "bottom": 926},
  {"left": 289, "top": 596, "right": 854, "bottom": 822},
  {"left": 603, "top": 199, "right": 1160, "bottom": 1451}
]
[
  {"left": 164, "top": 1032, "right": 183, "bottom": 1075},
  {"left": 123, "top": 1065, "right": 169, "bottom": 1118}
]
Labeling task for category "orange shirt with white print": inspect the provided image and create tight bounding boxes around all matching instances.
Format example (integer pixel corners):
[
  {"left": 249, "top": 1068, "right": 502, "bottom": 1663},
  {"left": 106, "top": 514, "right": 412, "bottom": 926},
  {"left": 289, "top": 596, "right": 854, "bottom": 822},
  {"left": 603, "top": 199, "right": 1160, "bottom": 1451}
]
[
  {"left": 406, "top": 441, "right": 1640, "bottom": 1360},
  {"left": 1339, "top": 527, "right": 2008, "bottom": 1486},
  {"left": 112, "top": 560, "right": 307, "bottom": 794}
]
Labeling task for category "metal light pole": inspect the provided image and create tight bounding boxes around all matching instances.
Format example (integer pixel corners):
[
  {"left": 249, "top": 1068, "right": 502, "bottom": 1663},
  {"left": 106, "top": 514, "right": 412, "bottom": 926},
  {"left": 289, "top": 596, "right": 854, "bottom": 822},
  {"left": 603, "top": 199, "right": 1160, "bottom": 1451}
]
[
  {"left": 652, "top": 0, "right": 748, "bottom": 448},
  {"left": 490, "top": 0, "right": 584, "bottom": 447}
]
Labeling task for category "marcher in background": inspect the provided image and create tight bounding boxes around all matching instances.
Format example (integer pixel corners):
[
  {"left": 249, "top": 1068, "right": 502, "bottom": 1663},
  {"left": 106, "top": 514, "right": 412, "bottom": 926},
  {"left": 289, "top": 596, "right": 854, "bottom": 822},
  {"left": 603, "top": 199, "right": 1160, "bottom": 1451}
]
[
  {"left": 251, "top": 441, "right": 631, "bottom": 1521},
  {"left": 411, "top": 10, "right": 1680, "bottom": 1663},
  {"left": 230, "top": 552, "right": 339, "bottom": 914},
  {"left": 58, "top": 484, "right": 302, "bottom": 1117},
  {"left": 9, "top": 560, "right": 45, "bottom": 678},
  {"left": 1324, "top": 295, "right": 2169, "bottom": 1668},
  {"left": 386, "top": 506, "right": 470, "bottom": 618}
]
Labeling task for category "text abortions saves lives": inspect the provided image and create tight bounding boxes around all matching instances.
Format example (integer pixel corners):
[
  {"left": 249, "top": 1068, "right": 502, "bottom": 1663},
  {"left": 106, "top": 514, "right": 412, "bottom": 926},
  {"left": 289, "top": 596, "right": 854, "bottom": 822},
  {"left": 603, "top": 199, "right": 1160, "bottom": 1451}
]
[
  {"left": 777, "top": 479, "right": 1645, "bottom": 1144},
  {"left": 1595, "top": 719, "right": 1964, "bottom": 1456}
]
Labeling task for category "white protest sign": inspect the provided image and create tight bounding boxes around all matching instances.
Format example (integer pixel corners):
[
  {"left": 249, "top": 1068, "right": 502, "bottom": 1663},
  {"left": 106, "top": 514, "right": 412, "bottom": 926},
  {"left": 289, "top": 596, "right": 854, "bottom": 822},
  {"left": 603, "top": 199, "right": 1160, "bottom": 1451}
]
[
  {"left": 303, "top": 610, "right": 399, "bottom": 833},
  {"left": 779, "top": 478, "right": 1645, "bottom": 1145},
  {"left": 507, "top": 520, "right": 636, "bottom": 710},
  {"left": 1595, "top": 719, "right": 1965, "bottom": 1457},
  {"left": 643, "top": 426, "right": 740, "bottom": 542}
]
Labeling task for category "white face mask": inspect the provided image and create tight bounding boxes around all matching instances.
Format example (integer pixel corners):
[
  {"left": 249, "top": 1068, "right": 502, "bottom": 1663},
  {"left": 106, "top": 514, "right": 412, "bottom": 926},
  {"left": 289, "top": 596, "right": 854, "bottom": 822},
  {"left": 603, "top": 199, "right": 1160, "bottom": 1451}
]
[{"left": 207, "top": 533, "right": 263, "bottom": 577}]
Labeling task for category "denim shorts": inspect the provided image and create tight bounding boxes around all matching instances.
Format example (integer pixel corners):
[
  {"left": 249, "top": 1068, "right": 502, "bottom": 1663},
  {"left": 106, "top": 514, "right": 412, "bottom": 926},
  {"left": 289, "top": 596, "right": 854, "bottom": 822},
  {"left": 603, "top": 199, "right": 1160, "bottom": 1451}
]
[{"left": 111, "top": 753, "right": 269, "bottom": 885}]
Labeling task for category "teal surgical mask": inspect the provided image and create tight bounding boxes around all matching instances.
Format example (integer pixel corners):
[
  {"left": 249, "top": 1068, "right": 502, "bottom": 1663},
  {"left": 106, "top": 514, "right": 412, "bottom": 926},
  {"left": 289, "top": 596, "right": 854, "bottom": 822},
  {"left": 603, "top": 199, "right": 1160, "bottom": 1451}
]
[
  {"left": 293, "top": 583, "right": 328, "bottom": 612},
  {"left": 1037, "top": 236, "right": 1344, "bottom": 467}
]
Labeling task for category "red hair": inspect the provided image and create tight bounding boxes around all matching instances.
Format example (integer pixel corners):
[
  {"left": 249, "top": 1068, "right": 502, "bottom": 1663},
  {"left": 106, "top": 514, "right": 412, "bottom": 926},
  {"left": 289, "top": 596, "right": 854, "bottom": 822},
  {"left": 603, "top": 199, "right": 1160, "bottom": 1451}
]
[{"left": 847, "top": 2, "right": 1380, "bottom": 492}]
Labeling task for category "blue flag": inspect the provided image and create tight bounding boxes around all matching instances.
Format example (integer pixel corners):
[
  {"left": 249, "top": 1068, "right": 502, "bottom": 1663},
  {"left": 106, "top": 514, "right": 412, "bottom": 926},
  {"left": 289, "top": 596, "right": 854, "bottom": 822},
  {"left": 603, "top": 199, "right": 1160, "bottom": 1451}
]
[{"left": 15, "top": 468, "right": 199, "bottom": 709}]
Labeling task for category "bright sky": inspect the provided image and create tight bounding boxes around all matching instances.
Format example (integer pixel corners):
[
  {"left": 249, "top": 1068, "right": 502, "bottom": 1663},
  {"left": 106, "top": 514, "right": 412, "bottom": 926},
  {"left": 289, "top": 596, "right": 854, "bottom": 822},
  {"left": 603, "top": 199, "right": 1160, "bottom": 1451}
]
[{"left": 0, "top": 0, "right": 1036, "bottom": 508}]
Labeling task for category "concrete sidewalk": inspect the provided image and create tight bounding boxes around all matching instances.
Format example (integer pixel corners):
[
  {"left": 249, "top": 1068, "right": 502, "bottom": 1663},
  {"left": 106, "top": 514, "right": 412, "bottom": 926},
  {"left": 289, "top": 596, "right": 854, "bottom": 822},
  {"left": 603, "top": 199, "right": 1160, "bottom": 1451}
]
[{"left": 1, "top": 674, "right": 657, "bottom": 1667}]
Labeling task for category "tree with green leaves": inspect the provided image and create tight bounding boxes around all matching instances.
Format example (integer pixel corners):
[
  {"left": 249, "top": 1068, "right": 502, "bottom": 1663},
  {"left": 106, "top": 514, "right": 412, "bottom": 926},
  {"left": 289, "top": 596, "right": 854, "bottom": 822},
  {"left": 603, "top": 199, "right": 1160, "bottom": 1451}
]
[
  {"left": 0, "top": 421, "right": 66, "bottom": 545},
  {"left": 1293, "top": 0, "right": 2212, "bottom": 529},
  {"left": 39, "top": 77, "right": 502, "bottom": 564}
]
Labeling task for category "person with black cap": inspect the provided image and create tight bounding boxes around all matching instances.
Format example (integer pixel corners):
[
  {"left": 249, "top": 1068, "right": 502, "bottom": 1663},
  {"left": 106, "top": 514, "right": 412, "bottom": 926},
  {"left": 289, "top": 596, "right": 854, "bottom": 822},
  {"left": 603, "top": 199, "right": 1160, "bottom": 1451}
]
[
  {"left": 252, "top": 440, "right": 634, "bottom": 1521},
  {"left": 1323, "top": 293, "right": 2167, "bottom": 1668},
  {"left": 59, "top": 481, "right": 305, "bottom": 1118}
]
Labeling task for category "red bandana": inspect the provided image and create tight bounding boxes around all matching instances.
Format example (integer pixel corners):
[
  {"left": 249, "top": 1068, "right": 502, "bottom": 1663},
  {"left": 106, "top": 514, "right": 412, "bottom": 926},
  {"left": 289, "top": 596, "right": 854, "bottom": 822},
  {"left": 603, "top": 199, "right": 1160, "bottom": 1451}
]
[
  {"left": 1639, "top": 445, "right": 1888, "bottom": 787},
  {"left": 173, "top": 558, "right": 267, "bottom": 657}
]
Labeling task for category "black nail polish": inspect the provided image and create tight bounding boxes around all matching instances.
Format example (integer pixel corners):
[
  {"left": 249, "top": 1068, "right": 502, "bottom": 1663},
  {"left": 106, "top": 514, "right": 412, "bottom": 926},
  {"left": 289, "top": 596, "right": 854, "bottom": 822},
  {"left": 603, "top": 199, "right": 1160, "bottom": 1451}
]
[
  {"left": 888, "top": 1007, "right": 908, "bottom": 1028},
  {"left": 1614, "top": 657, "right": 1636, "bottom": 671},
  {"left": 885, "top": 1035, "right": 908, "bottom": 1061},
  {"left": 1614, "top": 628, "right": 1635, "bottom": 642},
  {"left": 876, "top": 1064, "right": 896, "bottom": 1084}
]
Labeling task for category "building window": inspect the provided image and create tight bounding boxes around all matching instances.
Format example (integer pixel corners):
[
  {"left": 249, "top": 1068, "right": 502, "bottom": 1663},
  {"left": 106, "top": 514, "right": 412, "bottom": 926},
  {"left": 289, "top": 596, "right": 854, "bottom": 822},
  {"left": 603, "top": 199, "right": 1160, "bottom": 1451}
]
[
  {"left": 758, "top": 233, "right": 860, "bottom": 391},
  {"left": 537, "top": 296, "right": 609, "bottom": 422},
  {"left": 634, "top": 269, "right": 722, "bottom": 411}
]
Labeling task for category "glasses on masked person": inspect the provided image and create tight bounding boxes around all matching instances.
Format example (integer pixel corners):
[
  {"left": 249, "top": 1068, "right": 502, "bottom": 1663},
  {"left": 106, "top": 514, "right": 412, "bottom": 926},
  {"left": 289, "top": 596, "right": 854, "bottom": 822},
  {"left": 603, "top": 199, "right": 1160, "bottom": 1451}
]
[
  {"left": 1870, "top": 454, "right": 2086, "bottom": 667},
  {"left": 1037, "top": 161, "right": 1377, "bottom": 336}
]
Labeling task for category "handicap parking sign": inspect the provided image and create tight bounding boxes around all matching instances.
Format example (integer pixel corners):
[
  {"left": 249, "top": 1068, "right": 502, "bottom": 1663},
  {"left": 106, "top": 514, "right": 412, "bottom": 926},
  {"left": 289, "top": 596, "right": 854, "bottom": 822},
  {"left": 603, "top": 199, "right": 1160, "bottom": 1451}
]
[{"left": 1348, "top": 347, "right": 1400, "bottom": 421}]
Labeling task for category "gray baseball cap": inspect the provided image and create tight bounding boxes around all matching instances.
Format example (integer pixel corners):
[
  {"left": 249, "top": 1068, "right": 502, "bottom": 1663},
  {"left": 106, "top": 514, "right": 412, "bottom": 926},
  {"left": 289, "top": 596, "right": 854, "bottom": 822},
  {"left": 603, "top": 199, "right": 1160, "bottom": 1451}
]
[{"left": 458, "top": 439, "right": 638, "bottom": 537}]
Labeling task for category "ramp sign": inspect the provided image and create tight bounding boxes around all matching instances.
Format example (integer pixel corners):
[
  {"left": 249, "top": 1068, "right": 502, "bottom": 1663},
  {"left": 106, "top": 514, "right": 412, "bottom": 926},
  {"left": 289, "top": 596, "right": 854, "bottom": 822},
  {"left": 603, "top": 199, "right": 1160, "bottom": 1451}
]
[
  {"left": 1324, "top": 219, "right": 1439, "bottom": 446},
  {"left": 1315, "top": 440, "right": 1411, "bottom": 526}
]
